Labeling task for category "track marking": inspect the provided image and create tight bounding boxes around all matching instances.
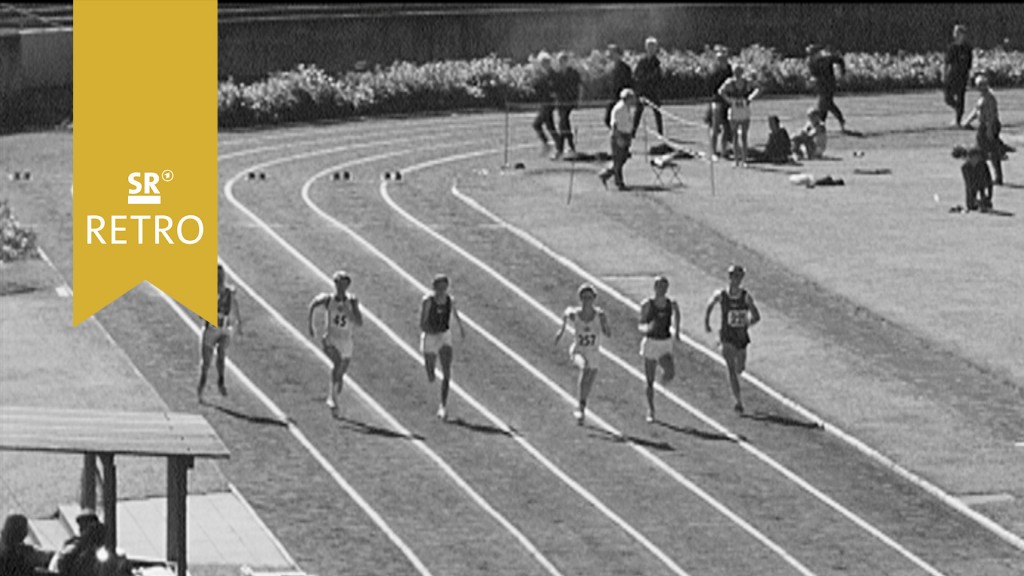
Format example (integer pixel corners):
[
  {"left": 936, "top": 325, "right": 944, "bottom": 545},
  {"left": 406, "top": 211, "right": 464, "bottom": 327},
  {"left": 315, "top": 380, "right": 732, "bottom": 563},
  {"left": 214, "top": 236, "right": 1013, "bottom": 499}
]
[
  {"left": 449, "top": 184, "right": 1024, "bottom": 555},
  {"left": 387, "top": 180, "right": 951, "bottom": 576},
  {"left": 153, "top": 284, "right": 434, "bottom": 576},
  {"left": 223, "top": 158, "right": 569, "bottom": 576},
  {"left": 293, "top": 147, "right": 814, "bottom": 575}
]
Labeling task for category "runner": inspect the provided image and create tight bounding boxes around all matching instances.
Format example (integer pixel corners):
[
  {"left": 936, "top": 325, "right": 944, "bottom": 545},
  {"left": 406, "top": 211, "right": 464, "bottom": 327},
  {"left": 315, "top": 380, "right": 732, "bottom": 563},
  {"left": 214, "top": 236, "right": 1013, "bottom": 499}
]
[
  {"left": 198, "top": 264, "right": 243, "bottom": 402},
  {"left": 419, "top": 274, "right": 466, "bottom": 421},
  {"left": 703, "top": 265, "right": 761, "bottom": 414},
  {"left": 638, "top": 276, "right": 681, "bottom": 423},
  {"left": 308, "top": 271, "right": 364, "bottom": 417},
  {"left": 555, "top": 283, "right": 612, "bottom": 425}
]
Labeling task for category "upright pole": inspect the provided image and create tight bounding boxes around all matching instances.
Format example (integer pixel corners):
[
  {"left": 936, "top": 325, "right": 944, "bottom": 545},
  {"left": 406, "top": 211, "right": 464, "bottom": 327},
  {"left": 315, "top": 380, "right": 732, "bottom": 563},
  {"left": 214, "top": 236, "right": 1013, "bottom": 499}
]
[
  {"left": 710, "top": 156, "right": 716, "bottom": 196},
  {"left": 567, "top": 127, "right": 578, "bottom": 205},
  {"left": 80, "top": 452, "right": 97, "bottom": 511},
  {"left": 503, "top": 100, "right": 510, "bottom": 169},
  {"left": 167, "top": 456, "right": 192, "bottom": 576},
  {"left": 99, "top": 453, "right": 117, "bottom": 553}
]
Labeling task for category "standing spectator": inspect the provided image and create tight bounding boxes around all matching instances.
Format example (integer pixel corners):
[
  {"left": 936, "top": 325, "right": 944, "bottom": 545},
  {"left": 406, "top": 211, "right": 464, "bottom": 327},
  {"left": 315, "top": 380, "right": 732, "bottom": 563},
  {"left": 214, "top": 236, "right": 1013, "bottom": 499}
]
[
  {"left": 553, "top": 51, "right": 583, "bottom": 159},
  {"left": 963, "top": 74, "right": 1007, "bottom": 185},
  {"left": 531, "top": 52, "right": 558, "bottom": 157},
  {"left": 604, "top": 43, "right": 633, "bottom": 128},
  {"left": 807, "top": 43, "right": 848, "bottom": 133},
  {"left": 958, "top": 146, "right": 993, "bottom": 212},
  {"left": 1, "top": 514, "right": 53, "bottom": 576},
  {"left": 706, "top": 45, "right": 734, "bottom": 160},
  {"left": 943, "top": 24, "right": 973, "bottom": 127},
  {"left": 632, "top": 36, "right": 664, "bottom": 137},
  {"left": 791, "top": 108, "right": 827, "bottom": 160},
  {"left": 748, "top": 115, "right": 793, "bottom": 164},
  {"left": 717, "top": 64, "right": 761, "bottom": 167},
  {"left": 598, "top": 88, "right": 638, "bottom": 191}
]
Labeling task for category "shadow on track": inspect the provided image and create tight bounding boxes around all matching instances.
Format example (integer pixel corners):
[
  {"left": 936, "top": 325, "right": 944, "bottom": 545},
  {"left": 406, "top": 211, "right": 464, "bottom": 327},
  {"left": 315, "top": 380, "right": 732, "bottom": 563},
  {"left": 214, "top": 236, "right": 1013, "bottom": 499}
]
[
  {"left": 654, "top": 420, "right": 738, "bottom": 443},
  {"left": 447, "top": 417, "right": 516, "bottom": 437},
  {"left": 587, "top": 427, "right": 675, "bottom": 452},
  {"left": 336, "top": 416, "right": 425, "bottom": 441},
  {"left": 742, "top": 411, "right": 822, "bottom": 430},
  {"left": 208, "top": 403, "right": 289, "bottom": 427}
]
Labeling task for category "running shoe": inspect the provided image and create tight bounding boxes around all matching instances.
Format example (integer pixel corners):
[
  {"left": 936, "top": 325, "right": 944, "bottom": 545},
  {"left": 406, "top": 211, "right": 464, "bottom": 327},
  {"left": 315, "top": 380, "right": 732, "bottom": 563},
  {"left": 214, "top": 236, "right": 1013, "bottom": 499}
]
[
  {"left": 436, "top": 405, "right": 448, "bottom": 422},
  {"left": 573, "top": 409, "right": 585, "bottom": 425}
]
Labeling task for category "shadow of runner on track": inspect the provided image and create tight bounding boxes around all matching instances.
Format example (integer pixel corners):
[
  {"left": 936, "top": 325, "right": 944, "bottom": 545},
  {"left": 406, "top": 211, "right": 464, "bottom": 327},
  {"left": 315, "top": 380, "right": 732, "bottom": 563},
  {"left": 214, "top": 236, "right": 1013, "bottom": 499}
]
[
  {"left": 586, "top": 427, "right": 675, "bottom": 452},
  {"left": 336, "top": 417, "right": 425, "bottom": 441},
  {"left": 741, "top": 411, "right": 822, "bottom": 430},
  {"left": 446, "top": 417, "right": 516, "bottom": 438},
  {"left": 208, "top": 403, "right": 289, "bottom": 428},
  {"left": 653, "top": 420, "right": 738, "bottom": 443}
]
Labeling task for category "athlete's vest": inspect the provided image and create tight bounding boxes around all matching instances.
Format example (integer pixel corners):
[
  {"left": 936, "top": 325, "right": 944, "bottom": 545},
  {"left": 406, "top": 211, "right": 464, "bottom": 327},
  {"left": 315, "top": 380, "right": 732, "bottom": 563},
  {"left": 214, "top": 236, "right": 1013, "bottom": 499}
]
[
  {"left": 641, "top": 298, "right": 673, "bottom": 339},
  {"left": 569, "top": 307, "right": 602, "bottom": 350},
  {"left": 326, "top": 295, "right": 354, "bottom": 338},
  {"left": 423, "top": 295, "right": 451, "bottom": 334},
  {"left": 212, "top": 288, "right": 233, "bottom": 329},
  {"left": 719, "top": 288, "right": 750, "bottom": 347}
]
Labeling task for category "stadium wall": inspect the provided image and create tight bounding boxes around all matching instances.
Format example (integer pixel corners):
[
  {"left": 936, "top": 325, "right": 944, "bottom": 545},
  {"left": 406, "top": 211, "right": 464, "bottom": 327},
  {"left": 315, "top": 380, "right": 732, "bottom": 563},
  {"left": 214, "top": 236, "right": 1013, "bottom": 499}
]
[
  {"left": 217, "top": 3, "right": 1024, "bottom": 81},
  {"left": 0, "top": 28, "right": 72, "bottom": 132}
]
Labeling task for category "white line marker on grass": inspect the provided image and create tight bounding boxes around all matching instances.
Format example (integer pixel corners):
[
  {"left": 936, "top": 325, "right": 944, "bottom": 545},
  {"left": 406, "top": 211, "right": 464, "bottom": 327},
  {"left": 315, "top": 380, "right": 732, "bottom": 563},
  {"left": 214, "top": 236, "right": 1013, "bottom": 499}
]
[
  {"left": 224, "top": 159, "right": 569, "bottom": 576},
  {"left": 448, "top": 183, "right": 1024, "bottom": 555}
]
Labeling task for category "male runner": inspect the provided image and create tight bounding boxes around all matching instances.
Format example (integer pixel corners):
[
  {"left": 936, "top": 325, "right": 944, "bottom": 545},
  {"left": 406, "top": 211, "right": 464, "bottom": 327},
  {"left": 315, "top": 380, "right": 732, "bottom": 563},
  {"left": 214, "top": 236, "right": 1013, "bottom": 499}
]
[
  {"left": 308, "top": 271, "right": 364, "bottom": 416},
  {"left": 420, "top": 274, "right": 466, "bottom": 421},
  {"left": 638, "top": 276, "right": 681, "bottom": 423},
  {"left": 198, "top": 264, "right": 243, "bottom": 402},
  {"left": 555, "top": 283, "right": 612, "bottom": 425},
  {"left": 704, "top": 265, "right": 761, "bottom": 414}
]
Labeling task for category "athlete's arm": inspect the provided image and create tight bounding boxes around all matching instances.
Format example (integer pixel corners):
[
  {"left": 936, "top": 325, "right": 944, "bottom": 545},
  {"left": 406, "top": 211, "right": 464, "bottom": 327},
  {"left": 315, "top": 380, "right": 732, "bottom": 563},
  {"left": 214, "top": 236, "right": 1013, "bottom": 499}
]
[
  {"left": 637, "top": 299, "right": 651, "bottom": 334},
  {"left": 672, "top": 299, "right": 682, "bottom": 341},
  {"left": 554, "top": 309, "right": 570, "bottom": 344},
  {"left": 748, "top": 85, "right": 762, "bottom": 103},
  {"left": 348, "top": 296, "right": 364, "bottom": 327},
  {"left": 231, "top": 288, "right": 244, "bottom": 336},
  {"left": 746, "top": 293, "right": 761, "bottom": 328},
  {"left": 599, "top": 308, "right": 611, "bottom": 338},
  {"left": 419, "top": 296, "right": 432, "bottom": 333},
  {"left": 704, "top": 291, "right": 721, "bottom": 333},
  {"left": 308, "top": 293, "right": 328, "bottom": 338},
  {"left": 450, "top": 297, "right": 466, "bottom": 340}
]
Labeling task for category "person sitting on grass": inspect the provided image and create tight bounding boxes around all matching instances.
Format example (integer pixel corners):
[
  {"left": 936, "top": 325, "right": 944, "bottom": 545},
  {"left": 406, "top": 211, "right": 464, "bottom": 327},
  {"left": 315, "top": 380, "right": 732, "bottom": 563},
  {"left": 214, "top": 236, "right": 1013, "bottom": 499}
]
[
  {"left": 955, "top": 145, "right": 993, "bottom": 213},
  {"left": 791, "top": 108, "right": 826, "bottom": 160},
  {"left": 747, "top": 115, "right": 793, "bottom": 164}
]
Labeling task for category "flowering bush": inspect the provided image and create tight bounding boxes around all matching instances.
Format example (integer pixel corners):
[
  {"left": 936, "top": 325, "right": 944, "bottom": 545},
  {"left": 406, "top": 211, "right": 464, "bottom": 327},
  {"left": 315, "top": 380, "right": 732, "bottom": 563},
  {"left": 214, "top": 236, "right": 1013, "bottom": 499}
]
[
  {"left": 0, "top": 199, "right": 39, "bottom": 262},
  {"left": 219, "top": 47, "right": 1024, "bottom": 127}
]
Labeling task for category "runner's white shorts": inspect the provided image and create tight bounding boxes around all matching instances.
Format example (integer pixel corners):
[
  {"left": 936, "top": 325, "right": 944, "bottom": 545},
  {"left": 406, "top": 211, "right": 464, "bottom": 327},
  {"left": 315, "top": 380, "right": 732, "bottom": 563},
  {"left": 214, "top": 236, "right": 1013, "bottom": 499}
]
[
  {"left": 323, "top": 335, "right": 354, "bottom": 360},
  {"left": 570, "top": 344, "right": 600, "bottom": 371},
  {"left": 421, "top": 330, "right": 453, "bottom": 355},
  {"left": 202, "top": 324, "right": 233, "bottom": 349},
  {"left": 640, "top": 337, "right": 673, "bottom": 360}
]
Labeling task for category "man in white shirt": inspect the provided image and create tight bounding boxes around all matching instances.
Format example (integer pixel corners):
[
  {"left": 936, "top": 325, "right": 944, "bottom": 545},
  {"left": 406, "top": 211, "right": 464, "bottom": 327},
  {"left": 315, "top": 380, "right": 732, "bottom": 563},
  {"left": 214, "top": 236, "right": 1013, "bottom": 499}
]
[{"left": 598, "top": 88, "right": 637, "bottom": 191}]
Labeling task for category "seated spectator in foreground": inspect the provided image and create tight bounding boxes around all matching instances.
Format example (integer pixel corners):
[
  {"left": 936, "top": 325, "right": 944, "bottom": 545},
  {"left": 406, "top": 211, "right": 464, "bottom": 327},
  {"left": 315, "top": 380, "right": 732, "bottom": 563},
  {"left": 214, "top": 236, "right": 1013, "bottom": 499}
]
[
  {"left": 51, "top": 510, "right": 106, "bottom": 576},
  {"left": 1, "top": 514, "right": 54, "bottom": 576},
  {"left": 956, "top": 145, "right": 993, "bottom": 212},
  {"left": 791, "top": 108, "right": 827, "bottom": 160},
  {"left": 747, "top": 115, "right": 793, "bottom": 164}
]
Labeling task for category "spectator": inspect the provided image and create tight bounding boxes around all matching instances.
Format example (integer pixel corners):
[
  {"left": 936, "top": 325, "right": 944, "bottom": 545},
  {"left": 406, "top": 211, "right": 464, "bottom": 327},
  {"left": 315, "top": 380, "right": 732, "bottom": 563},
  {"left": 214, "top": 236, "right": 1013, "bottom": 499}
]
[
  {"left": 705, "top": 45, "right": 734, "bottom": 159},
  {"left": 531, "top": 51, "right": 559, "bottom": 157},
  {"left": 943, "top": 24, "right": 973, "bottom": 128},
  {"left": 632, "top": 36, "right": 664, "bottom": 137},
  {"left": 717, "top": 64, "right": 761, "bottom": 166},
  {"left": 963, "top": 74, "right": 1009, "bottom": 185},
  {"left": 791, "top": 108, "right": 827, "bottom": 160},
  {"left": 1, "top": 514, "right": 54, "bottom": 576},
  {"left": 807, "top": 43, "right": 848, "bottom": 132},
  {"left": 51, "top": 510, "right": 106, "bottom": 576},
  {"left": 599, "top": 88, "right": 638, "bottom": 191},
  {"left": 552, "top": 51, "right": 583, "bottom": 159},
  {"left": 604, "top": 43, "right": 633, "bottom": 128},
  {"left": 958, "top": 146, "right": 993, "bottom": 212},
  {"left": 748, "top": 115, "right": 793, "bottom": 164}
]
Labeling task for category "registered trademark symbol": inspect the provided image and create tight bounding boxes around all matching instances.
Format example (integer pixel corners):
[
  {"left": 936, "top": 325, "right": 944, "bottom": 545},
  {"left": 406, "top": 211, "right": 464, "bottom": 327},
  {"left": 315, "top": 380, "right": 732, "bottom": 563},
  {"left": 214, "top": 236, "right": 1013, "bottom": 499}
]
[{"left": 161, "top": 170, "right": 174, "bottom": 182}]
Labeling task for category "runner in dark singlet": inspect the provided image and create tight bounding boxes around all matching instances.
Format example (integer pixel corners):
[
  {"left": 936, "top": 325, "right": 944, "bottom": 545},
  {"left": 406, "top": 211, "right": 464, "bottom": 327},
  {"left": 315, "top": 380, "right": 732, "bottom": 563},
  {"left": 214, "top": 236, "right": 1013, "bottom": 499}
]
[
  {"left": 704, "top": 265, "right": 760, "bottom": 414},
  {"left": 198, "top": 264, "right": 243, "bottom": 402},
  {"left": 419, "top": 274, "right": 466, "bottom": 421},
  {"left": 638, "top": 276, "right": 681, "bottom": 423}
]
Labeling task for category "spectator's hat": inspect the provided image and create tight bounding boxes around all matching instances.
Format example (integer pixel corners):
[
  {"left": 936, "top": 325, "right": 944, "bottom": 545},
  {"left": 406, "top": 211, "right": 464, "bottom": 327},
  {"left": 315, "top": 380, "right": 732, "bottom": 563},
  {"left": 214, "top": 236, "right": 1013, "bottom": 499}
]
[{"left": 974, "top": 74, "right": 990, "bottom": 87}]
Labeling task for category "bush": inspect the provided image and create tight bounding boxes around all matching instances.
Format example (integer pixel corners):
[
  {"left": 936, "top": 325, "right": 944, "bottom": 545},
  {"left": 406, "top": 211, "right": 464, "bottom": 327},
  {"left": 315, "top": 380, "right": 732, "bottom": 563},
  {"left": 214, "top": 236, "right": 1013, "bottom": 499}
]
[
  {"left": 0, "top": 199, "right": 40, "bottom": 262},
  {"left": 219, "top": 46, "right": 1024, "bottom": 128}
]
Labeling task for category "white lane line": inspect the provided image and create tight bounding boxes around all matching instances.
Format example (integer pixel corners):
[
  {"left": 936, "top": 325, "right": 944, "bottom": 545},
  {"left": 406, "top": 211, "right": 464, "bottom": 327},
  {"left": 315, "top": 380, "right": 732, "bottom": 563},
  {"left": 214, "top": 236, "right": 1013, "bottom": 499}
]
[
  {"left": 224, "top": 160, "right": 568, "bottom": 576},
  {"left": 390, "top": 182, "right": 951, "bottom": 576},
  {"left": 152, "top": 284, "right": 433, "bottom": 576},
  {"left": 332, "top": 161, "right": 820, "bottom": 576},
  {"left": 450, "top": 184, "right": 1024, "bottom": 555},
  {"left": 295, "top": 151, "right": 697, "bottom": 576}
]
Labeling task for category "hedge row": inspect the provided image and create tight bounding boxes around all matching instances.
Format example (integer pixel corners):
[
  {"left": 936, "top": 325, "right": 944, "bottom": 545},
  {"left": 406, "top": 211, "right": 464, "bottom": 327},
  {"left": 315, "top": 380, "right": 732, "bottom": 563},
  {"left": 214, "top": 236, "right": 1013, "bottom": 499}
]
[{"left": 218, "top": 45, "right": 1024, "bottom": 127}]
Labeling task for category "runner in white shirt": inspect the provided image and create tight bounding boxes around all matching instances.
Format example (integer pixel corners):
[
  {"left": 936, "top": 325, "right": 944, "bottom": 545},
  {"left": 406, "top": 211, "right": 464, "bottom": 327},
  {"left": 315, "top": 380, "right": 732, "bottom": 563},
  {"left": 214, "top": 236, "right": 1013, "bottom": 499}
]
[
  {"left": 555, "top": 283, "right": 612, "bottom": 425},
  {"left": 308, "top": 271, "right": 363, "bottom": 417}
]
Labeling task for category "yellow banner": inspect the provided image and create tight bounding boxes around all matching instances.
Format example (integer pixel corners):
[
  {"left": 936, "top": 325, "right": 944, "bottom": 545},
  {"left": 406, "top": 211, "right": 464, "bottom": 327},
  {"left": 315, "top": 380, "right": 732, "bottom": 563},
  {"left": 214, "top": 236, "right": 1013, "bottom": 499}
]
[{"left": 73, "top": 0, "right": 217, "bottom": 326}]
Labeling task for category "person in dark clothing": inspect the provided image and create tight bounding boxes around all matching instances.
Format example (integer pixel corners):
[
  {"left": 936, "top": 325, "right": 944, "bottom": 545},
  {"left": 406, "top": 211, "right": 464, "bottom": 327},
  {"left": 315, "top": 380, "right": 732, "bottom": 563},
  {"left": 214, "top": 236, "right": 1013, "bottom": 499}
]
[
  {"left": 748, "top": 115, "right": 793, "bottom": 164},
  {"left": 705, "top": 45, "right": 733, "bottom": 159},
  {"left": 553, "top": 51, "right": 583, "bottom": 159},
  {"left": 960, "top": 146, "right": 993, "bottom": 212},
  {"left": 531, "top": 52, "right": 559, "bottom": 157},
  {"left": 1, "top": 514, "right": 54, "bottom": 576},
  {"left": 944, "top": 25, "right": 973, "bottom": 127},
  {"left": 807, "top": 44, "right": 848, "bottom": 132},
  {"left": 604, "top": 43, "right": 633, "bottom": 128},
  {"left": 963, "top": 74, "right": 1011, "bottom": 185},
  {"left": 632, "top": 36, "right": 664, "bottom": 136},
  {"left": 52, "top": 511, "right": 106, "bottom": 576}
]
